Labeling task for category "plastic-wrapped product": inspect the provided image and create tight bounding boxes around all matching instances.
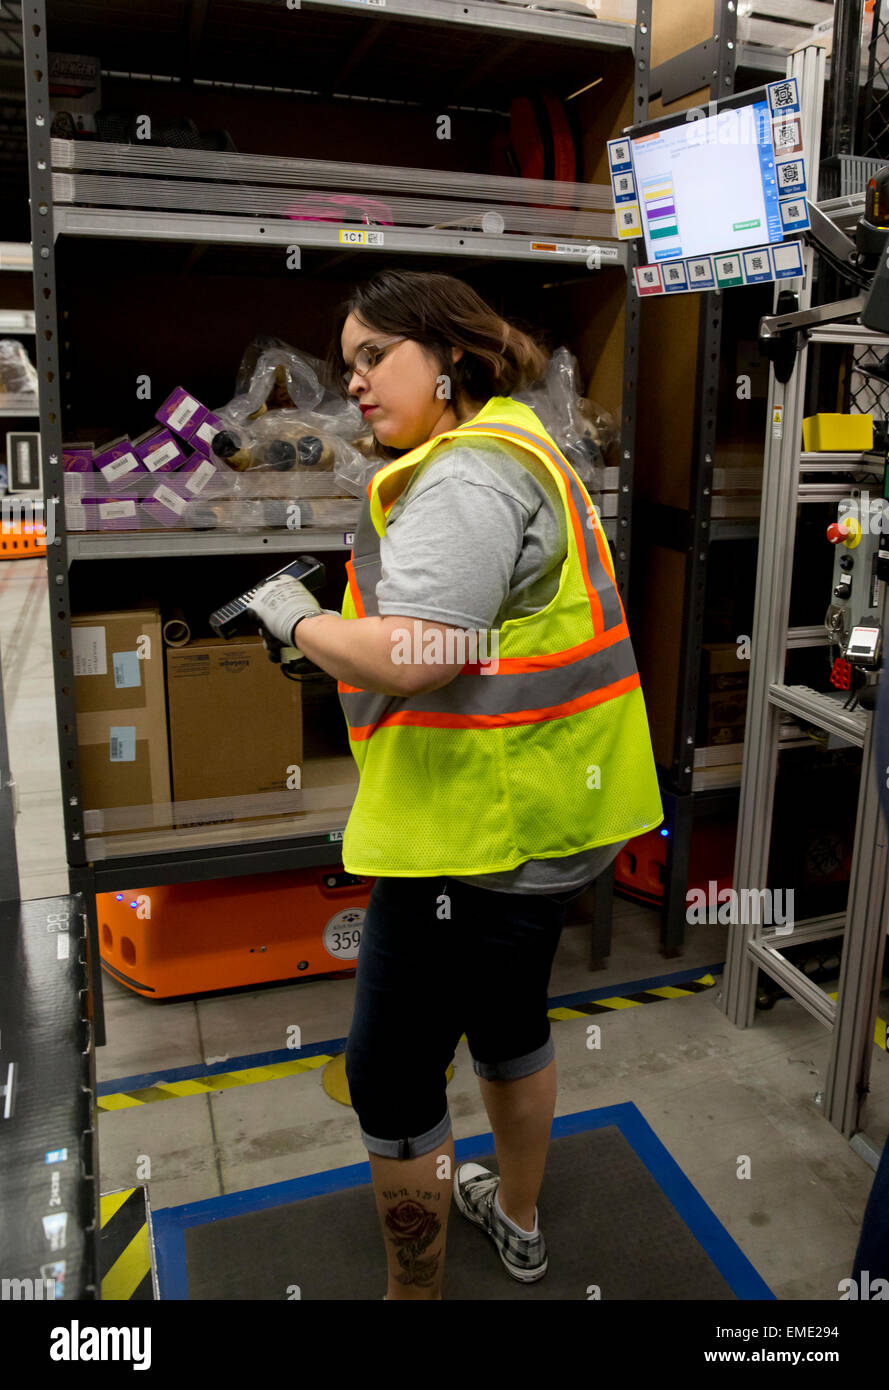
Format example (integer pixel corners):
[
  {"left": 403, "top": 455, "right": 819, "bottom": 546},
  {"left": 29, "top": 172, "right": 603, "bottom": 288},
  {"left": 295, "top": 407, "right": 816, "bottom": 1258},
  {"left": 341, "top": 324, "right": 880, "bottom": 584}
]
[
  {"left": 185, "top": 497, "right": 361, "bottom": 531},
  {"left": 207, "top": 335, "right": 384, "bottom": 500},
  {"left": 0, "top": 340, "right": 38, "bottom": 395},
  {"left": 514, "top": 345, "right": 617, "bottom": 497}
]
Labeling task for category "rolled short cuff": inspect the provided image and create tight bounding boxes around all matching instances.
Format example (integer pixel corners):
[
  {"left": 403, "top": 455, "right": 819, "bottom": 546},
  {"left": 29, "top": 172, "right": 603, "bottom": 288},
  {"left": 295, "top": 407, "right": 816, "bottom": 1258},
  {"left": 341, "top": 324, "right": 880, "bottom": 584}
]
[
  {"left": 472, "top": 1033, "right": 555, "bottom": 1082},
  {"left": 359, "top": 1108, "right": 452, "bottom": 1160}
]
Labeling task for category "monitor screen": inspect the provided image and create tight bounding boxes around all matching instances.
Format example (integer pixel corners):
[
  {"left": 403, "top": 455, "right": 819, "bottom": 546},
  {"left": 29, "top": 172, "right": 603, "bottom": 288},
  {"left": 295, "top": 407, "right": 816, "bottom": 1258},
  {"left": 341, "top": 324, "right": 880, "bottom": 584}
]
[{"left": 631, "top": 98, "right": 783, "bottom": 264}]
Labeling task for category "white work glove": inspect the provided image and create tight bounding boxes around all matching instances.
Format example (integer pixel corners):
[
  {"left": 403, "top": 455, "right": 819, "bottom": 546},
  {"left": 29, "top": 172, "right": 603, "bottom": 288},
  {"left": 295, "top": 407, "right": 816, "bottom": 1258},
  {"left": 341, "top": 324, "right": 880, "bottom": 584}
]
[{"left": 245, "top": 574, "right": 336, "bottom": 649}]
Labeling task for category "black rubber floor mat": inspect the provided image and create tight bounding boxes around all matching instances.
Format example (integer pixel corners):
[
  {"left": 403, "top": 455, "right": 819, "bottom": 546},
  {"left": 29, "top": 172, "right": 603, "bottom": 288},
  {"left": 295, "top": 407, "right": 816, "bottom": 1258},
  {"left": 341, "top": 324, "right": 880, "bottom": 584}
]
[{"left": 183, "top": 1126, "right": 744, "bottom": 1300}]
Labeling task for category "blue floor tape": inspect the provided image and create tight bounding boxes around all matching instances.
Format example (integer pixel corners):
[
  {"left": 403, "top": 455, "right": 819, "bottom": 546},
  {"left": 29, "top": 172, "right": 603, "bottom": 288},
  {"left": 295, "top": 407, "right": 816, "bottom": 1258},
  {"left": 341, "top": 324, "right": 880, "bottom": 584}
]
[{"left": 97, "top": 962, "right": 727, "bottom": 1096}]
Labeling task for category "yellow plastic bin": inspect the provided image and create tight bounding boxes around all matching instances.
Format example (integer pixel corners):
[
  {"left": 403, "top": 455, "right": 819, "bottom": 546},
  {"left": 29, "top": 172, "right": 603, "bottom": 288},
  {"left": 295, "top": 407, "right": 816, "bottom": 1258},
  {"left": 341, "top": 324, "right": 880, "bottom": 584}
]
[{"left": 802, "top": 413, "right": 874, "bottom": 451}]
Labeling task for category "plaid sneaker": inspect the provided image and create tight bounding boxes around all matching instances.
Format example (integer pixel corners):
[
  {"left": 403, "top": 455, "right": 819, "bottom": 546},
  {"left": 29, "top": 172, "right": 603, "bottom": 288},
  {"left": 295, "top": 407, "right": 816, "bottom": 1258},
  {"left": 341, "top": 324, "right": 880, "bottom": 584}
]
[{"left": 453, "top": 1162, "right": 547, "bottom": 1282}]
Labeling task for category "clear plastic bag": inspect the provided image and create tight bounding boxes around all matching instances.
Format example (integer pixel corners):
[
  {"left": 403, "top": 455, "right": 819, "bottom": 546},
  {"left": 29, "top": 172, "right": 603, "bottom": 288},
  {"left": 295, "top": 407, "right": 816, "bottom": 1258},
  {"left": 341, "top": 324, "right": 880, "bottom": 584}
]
[
  {"left": 0, "top": 340, "right": 38, "bottom": 395},
  {"left": 514, "top": 346, "right": 617, "bottom": 497},
  {"left": 183, "top": 496, "right": 361, "bottom": 531},
  {"left": 208, "top": 335, "right": 384, "bottom": 512},
  {"left": 227, "top": 335, "right": 326, "bottom": 419}
]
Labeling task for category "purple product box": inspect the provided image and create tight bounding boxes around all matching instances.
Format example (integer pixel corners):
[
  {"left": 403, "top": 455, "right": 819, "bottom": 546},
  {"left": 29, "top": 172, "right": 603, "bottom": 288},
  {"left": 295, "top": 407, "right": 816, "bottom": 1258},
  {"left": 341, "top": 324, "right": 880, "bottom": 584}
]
[
  {"left": 142, "top": 454, "right": 223, "bottom": 527},
  {"left": 142, "top": 479, "right": 192, "bottom": 528},
  {"left": 155, "top": 386, "right": 208, "bottom": 440},
  {"left": 64, "top": 498, "right": 86, "bottom": 533},
  {"left": 93, "top": 436, "right": 146, "bottom": 494},
  {"left": 188, "top": 410, "right": 226, "bottom": 457},
  {"left": 82, "top": 497, "right": 141, "bottom": 531},
  {"left": 176, "top": 452, "right": 221, "bottom": 498},
  {"left": 133, "top": 426, "right": 187, "bottom": 475},
  {"left": 62, "top": 443, "right": 95, "bottom": 473}
]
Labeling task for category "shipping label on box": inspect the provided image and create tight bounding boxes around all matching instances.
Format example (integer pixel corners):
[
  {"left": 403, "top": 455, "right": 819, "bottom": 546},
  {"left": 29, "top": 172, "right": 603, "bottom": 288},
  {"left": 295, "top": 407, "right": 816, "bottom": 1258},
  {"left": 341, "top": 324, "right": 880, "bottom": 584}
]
[{"left": 72, "top": 608, "right": 171, "bottom": 821}]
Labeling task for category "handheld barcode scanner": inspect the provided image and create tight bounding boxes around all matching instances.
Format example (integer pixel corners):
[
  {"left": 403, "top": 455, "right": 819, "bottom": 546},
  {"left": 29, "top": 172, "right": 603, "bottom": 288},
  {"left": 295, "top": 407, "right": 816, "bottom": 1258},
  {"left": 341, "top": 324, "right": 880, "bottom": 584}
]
[{"left": 209, "top": 555, "right": 328, "bottom": 681}]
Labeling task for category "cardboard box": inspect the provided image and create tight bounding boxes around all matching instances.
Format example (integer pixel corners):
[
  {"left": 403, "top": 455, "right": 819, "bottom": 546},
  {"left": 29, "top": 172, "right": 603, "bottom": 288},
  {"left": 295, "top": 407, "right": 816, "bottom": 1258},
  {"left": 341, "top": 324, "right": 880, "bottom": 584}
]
[
  {"left": 49, "top": 52, "right": 101, "bottom": 137},
  {"left": 707, "top": 692, "right": 748, "bottom": 726},
  {"left": 702, "top": 642, "right": 750, "bottom": 694},
  {"left": 72, "top": 608, "right": 171, "bottom": 825},
  {"left": 166, "top": 636, "right": 303, "bottom": 827}
]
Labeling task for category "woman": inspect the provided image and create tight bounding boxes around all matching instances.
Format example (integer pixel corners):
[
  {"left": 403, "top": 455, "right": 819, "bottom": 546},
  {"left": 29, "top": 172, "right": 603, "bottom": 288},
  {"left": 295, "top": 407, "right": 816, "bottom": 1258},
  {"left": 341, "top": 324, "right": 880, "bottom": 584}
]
[{"left": 247, "top": 269, "right": 663, "bottom": 1301}]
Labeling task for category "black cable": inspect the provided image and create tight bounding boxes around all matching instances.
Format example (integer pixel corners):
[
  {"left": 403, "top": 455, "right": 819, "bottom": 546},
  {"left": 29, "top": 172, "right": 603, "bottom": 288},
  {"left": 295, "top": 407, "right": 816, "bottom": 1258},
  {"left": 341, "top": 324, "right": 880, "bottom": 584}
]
[
  {"left": 812, "top": 242, "right": 873, "bottom": 290},
  {"left": 281, "top": 665, "right": 329, "bottom": 682}
]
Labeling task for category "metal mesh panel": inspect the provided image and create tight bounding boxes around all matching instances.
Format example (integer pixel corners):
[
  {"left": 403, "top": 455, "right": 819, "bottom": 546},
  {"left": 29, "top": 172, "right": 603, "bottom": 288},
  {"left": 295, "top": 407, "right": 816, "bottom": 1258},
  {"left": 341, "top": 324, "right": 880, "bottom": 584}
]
[
  {"left": 819, "top": 153, "right": 886, "bottom": 198},
  {"left": 849, "top": 344, "right": 889, "bottom": 433},
  {"left": 839, "top": 4, "right": 889, "bottom": 429},
  {"left": 862, "top": 0, "right": 889, "bottom": 157}
]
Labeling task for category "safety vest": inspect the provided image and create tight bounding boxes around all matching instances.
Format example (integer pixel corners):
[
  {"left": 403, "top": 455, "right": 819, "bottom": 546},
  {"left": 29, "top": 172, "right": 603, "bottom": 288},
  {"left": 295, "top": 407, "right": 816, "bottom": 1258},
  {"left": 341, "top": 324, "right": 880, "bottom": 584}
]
[{"left": 336, "top": 394, "right": 664, "bottom": 876}]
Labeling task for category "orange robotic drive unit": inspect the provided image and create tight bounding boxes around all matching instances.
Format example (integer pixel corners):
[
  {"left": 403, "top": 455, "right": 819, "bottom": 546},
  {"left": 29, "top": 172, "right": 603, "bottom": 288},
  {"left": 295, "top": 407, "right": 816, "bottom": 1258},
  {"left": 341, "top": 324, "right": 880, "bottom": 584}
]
[
  {"left": 0, "top": 516, "right": 46, "bottom": 558},
  {"left": 97, "top": 865, "right": 374, "bottom": 998},
  {"left": 614, "top": 821, "right": 737, "bottom": 908}
]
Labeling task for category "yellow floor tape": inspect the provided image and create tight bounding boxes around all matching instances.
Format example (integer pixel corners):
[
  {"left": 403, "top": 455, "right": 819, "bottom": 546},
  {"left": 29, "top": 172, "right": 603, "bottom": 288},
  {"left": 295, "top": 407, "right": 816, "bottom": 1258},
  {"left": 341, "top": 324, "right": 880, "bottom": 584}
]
[
  {"left": 99, "top": 973, "right": 721, "bottom": 1112},
  {"left": 99, "top": 1188, "right": 154, "bottom": 1301}
]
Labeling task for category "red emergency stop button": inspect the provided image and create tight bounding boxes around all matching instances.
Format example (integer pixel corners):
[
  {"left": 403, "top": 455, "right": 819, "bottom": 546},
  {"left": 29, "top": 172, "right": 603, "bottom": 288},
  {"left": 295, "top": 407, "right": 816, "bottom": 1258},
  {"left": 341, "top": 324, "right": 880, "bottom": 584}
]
[{"left": 827, "top": 519, "right": 854, "bottom": 544}]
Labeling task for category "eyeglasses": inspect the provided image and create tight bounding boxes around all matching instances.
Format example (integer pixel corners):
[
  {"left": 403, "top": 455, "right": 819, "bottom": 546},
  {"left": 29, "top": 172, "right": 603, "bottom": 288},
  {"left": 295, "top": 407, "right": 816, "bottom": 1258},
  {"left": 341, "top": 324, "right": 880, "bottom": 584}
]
[{"left": 342, "top": 336, "right": 406, "bottom": 386}]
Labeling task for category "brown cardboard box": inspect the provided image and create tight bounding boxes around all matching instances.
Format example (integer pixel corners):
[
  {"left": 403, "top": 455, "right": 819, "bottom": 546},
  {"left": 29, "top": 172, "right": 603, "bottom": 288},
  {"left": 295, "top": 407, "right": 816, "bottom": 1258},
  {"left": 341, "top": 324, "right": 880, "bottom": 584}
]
[
  {"left": 703, "top": 647, "right": 749, "bottom": 747},
  {"left": 707, "top": 694, "right": 748, "bottom": 750},
  {"left": 703, "top": 642, "right": 750, "bottom": 694},
  {"left": 166, "top": 635, "right": 302, "bottom": 827},
  {"left": 72, "top": 607, "right": 171, "bottom": 826}
]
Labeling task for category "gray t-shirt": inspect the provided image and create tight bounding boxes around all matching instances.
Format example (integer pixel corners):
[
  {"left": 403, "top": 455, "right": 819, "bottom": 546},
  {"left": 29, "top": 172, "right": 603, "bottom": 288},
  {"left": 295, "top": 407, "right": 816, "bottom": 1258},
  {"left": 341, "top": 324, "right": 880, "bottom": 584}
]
[{"left": 375, "top": 435, "right": 627, "bottom": 896}]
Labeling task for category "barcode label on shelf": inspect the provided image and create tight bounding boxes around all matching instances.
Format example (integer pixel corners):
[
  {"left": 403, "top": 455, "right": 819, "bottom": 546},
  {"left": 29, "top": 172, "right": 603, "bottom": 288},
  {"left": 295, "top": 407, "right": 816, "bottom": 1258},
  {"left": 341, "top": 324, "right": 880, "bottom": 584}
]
[
  {"left": 530, "top": 242, "right": 619, "bottom": 261},
  {"left": 344, "top": 532, "right": 355, "bottom": 546},
  {"left": 339, "top": 229, "right": 385, "bottom": 246}
]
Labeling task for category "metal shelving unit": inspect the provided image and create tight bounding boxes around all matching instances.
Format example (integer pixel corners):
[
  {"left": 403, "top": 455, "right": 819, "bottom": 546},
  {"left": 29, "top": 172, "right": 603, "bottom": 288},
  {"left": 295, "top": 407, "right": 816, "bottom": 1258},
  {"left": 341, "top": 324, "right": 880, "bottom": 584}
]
[
  {"left": 621, "top": 7, "right": 846, "bottom": 955},
  {"left": 714, "top": 10, "right": 889, "bottom": 1155},
  {"left": 720, "top": 315, "right": 889, "bottom": 1158},
  {"left": 24, "top": 0, "right": 652, "bottom": 1039},
  {"left": 625, "top": 0, "right": 747, "bottom": 953}
]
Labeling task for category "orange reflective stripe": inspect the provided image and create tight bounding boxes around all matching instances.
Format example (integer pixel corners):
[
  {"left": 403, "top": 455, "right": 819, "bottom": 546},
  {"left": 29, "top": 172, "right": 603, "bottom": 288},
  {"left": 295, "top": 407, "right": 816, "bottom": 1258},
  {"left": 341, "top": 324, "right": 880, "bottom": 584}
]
[
  {"left": 346, "top": 672, "right": 641, "bottom": 740},
  {"left": 345, "top": 559, "right": 366, "bottom": 618},
  {"left": 461, "top": 618, "right": 629, "bottom": 674},
  {"left": 566, "top": 473, "right": 604, "bottom": 635},
  {"left": 475, "top": 423, "right": 609, "bottom": 634}
]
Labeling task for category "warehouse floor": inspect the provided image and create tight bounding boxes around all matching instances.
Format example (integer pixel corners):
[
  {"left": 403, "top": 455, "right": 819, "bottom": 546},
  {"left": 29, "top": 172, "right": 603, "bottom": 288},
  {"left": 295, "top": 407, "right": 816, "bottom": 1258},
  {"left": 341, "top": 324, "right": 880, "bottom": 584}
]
[{"left": 5, "top": 554, "right": 889, "bottom": 1301}]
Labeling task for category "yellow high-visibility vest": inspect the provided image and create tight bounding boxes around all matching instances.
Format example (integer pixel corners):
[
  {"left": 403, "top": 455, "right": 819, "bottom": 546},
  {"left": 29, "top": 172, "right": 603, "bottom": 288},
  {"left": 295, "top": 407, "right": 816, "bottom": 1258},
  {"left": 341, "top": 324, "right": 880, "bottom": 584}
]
[{"left": 336, "top": 394, "right": 663, "bottom": 876}]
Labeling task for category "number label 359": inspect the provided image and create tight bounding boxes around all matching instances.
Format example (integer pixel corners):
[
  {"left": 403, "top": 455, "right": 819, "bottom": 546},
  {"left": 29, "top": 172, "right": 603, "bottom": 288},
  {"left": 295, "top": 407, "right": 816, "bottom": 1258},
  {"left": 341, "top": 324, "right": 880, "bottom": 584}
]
[{"left": 323, "top": 909, "right": 365, "bottom": 960}]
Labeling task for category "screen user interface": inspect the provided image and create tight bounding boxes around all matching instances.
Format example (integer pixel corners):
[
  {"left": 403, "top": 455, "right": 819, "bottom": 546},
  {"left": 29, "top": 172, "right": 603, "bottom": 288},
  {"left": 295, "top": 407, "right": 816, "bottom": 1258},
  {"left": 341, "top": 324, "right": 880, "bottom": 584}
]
[{"left": 631, "top": 100, "right": 782, "bottom": 263}]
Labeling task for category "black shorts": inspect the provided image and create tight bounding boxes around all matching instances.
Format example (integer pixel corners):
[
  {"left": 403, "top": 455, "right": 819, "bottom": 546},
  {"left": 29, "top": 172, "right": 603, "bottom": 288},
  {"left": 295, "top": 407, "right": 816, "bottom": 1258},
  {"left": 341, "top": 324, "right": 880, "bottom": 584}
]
[{"left": 344, "top": 874, "right": 581, "bottom": 1159}]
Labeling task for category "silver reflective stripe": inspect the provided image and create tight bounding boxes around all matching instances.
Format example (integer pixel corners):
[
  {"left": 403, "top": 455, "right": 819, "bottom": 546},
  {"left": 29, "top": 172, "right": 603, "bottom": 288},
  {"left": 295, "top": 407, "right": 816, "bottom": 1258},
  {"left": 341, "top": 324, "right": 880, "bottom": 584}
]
[
  {"left": 348, "top": 501, "right": 382, "bottom": 618},
  {"left": 339, "top": 630, "right": 638, "bottom": 731},
  {"left": 351, "top": 421, "right": 623, "bottom": 632},
  {"left": 342, "top": 420, "right": 632, "bottom": 734}
]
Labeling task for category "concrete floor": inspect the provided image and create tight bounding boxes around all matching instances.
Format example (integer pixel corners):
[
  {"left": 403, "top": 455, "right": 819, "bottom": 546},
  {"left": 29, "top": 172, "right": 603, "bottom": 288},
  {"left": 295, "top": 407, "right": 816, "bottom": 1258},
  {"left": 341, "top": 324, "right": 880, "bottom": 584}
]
[{"left": 4, "top": 554, "right": 888, "bottom": 1302}]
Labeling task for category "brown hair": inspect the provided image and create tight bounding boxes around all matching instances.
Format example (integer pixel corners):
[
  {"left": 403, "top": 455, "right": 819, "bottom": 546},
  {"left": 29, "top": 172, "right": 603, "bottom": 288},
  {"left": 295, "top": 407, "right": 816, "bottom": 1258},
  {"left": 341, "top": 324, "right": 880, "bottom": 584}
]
[{"left": 325, "top": 269, "right": 549, "bottom": 409}]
